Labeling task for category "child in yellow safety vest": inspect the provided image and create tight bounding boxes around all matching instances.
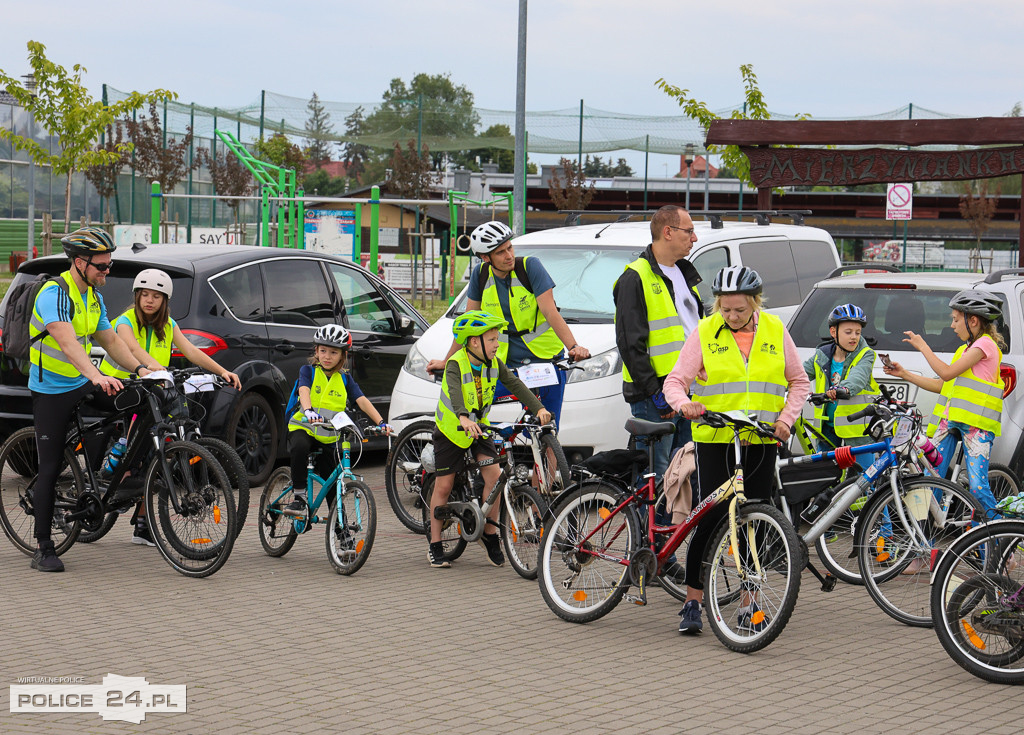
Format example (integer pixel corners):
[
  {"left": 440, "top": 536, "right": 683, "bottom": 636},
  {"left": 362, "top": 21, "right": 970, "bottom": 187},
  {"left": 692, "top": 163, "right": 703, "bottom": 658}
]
[
  {"left": 283, "top": 324, "right": 390, "bottom": 516},
  {"left": 802, "top": 303, "right": 879, "bottom": 468},
  {"left": 884, "top": 290, "right": 1005, "bottom": 521}
]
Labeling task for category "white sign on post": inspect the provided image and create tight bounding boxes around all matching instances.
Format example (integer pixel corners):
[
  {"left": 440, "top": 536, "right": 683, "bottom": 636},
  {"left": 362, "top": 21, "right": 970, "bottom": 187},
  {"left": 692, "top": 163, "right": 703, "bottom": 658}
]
[{"left": 886, "top": 183, "right": 913, "bottom": 220}]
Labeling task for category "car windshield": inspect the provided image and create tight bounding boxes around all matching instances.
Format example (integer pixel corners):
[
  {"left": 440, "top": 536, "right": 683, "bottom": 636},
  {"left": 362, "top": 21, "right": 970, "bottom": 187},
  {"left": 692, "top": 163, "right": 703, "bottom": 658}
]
[
  {"left": 449, "top": 245, "right": 640, "bottom": 323},
  {"left": 789, "top": 285, "right": 1010, "bottom": 352}
]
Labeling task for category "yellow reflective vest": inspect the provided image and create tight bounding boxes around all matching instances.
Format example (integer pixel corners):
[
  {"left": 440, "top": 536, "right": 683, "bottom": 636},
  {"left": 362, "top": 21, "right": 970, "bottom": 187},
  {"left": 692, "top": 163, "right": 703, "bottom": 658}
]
[
  {"left": 691, "top": 311, "right": 788, "bottom": 444},
  {"left": 927, "top": 338, "right": 1003, "bottom": 437},
  {"left": 810, "top": 346, "right": 880, "bottom": 439},
  {"left": 288, "top": 367, "right": 349, "bottom": 444},
  {"left": 478, "top": 257, "right": 562, "bottom": 364},
  {"left": 99, "top": 309, "right": 174, "bottom": 379},
  {"left": 620, "top": 257, "right": 687, "bottom": 385},
  {"left": 29, "top": 270, "right": 101, "bottom": 380},
  {"left": 435, "top": 349, "right": 498, "bottom": 449}
]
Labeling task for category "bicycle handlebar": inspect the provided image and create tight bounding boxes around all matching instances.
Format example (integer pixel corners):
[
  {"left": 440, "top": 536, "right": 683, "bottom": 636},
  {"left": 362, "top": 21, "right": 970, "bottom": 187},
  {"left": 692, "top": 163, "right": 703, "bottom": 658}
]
[{"left": 699, "top": 409, "right": 778, "bottom": 438}]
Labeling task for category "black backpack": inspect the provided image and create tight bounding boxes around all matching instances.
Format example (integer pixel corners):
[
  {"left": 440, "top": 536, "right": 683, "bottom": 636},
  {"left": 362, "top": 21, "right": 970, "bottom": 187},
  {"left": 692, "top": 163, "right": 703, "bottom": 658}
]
[
  {"left": 1, "top": 274, "right": 74, "bottom": 374},
  {"left": 477, "top": 257, "right": 534, "bottom": 295}
]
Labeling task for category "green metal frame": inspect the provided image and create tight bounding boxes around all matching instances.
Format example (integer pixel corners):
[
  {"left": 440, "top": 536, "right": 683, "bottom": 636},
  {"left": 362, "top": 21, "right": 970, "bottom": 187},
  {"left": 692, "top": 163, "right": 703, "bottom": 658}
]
[{"left": 444, "top": 190, "right": 514, "bottom": 302}]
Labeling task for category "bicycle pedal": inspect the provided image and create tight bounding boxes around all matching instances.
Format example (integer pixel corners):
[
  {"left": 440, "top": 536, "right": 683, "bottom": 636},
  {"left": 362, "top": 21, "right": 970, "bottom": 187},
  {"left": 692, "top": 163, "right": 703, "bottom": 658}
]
[
  {"left": 820, "top": 575, "right": 837, "bottom": 593},
  {"left": 624, "top": 592, "right": 648, "bottom": 606}
]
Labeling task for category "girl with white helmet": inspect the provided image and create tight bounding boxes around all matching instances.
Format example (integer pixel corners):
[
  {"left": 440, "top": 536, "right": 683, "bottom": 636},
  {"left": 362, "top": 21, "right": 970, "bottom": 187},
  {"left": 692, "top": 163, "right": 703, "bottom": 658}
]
[
  {"left": 100, "top": 268, "right": 242, "bottom": 546},
  {"left": 282, "top": 324, "right": 391, "bottom": 516}
]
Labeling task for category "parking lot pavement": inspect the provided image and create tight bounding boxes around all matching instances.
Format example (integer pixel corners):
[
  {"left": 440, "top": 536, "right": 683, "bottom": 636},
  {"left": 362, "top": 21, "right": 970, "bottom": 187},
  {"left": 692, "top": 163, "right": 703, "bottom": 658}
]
[{"left": 2, "top": 452, "right": 1022, "bottom": 734}]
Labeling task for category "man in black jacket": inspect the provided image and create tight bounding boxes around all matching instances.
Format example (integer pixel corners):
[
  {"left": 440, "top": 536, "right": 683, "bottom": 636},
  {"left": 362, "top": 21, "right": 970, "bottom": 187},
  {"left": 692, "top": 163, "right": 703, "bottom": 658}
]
[{"left": 612, "top": 205, "right": 704, "bottom": 479}]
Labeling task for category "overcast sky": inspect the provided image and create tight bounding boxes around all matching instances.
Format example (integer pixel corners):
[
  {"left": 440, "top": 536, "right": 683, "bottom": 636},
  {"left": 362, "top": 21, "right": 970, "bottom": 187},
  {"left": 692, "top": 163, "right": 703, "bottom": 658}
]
[{"left": 5, "top": 1, "right": 1023, "bottom": 173}]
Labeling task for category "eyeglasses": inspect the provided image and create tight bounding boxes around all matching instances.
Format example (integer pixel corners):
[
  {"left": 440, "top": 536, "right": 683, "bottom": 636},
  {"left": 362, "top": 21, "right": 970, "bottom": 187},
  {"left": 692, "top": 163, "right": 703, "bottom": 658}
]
[
  {"left": 88, "top": 261, "right": 112, "bottom": 272},
  {"left": 667, "top": 225, "right": 696, "bottom": 237}
]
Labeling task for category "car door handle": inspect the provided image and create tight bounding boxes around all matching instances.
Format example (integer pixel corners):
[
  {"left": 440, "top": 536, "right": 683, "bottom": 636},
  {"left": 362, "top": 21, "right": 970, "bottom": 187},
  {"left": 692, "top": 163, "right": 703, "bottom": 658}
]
[{"left": 274, "top": 342, "right": 296, "bottom": 354}]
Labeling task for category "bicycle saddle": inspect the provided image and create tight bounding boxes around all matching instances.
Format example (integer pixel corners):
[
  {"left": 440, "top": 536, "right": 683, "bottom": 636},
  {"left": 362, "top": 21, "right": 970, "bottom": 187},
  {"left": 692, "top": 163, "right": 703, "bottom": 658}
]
[{"left": 624, "top": 418, "right": 677, "bottom": 438}]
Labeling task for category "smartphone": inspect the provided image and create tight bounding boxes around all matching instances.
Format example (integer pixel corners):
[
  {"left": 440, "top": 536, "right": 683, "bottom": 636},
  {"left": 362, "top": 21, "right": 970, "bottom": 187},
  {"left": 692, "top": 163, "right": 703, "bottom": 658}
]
[{"left": 879, "top": 353, "right": 894, "bottom": 369}]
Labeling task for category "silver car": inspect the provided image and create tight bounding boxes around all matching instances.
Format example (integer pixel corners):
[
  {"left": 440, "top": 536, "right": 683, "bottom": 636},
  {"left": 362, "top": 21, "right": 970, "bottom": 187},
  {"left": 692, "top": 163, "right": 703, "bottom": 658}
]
[{"left": 787, "top": 269, "right": 1022, "bottom": 476}]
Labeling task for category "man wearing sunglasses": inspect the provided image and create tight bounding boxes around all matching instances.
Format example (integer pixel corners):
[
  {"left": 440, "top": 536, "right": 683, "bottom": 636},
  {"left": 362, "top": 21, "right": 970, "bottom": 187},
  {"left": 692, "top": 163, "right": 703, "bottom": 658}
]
[{"left": 27, "top": 227, "right": 149, "bottom": 573}]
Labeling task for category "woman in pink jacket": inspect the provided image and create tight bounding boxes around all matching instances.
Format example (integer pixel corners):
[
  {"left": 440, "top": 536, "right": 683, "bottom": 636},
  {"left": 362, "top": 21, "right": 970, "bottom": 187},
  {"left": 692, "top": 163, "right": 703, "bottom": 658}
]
[{"left": 663, "top": 266, "right": 810, "bottom": 636}]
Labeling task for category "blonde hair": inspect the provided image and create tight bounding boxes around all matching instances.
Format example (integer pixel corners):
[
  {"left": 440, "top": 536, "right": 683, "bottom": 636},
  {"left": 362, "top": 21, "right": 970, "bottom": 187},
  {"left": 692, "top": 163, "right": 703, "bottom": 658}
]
[
  {"left": 970, "top": 315, "right": 1007, "bottom": 351},
  {"left": 308, "top": 344, "right": 349, "bottom": 374},
  {"left": 712, "top": 293, "right": 764, "bottom": 314}
]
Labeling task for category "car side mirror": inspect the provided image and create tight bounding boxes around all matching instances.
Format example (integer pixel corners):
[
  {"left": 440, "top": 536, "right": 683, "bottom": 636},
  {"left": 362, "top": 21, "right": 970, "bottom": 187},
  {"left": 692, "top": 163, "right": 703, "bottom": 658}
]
[{"left": 398, "top": 315, "right": 416, "bottom": 337}]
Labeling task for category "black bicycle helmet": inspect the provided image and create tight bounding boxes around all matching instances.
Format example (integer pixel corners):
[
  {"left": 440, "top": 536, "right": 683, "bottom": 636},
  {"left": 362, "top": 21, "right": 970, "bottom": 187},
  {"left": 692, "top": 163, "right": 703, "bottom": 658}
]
[
  {"left": 712, "top": 265, "right": 763, "bottom": 296},
  {"left": 61, "top": 226, "right": 116, "bottom": 260},
  {"left": 828, "top": 303, "right": 867, "bottom": 327},
  {"left": 949, "top": 290, "right": 1003, "bottom": 322}
]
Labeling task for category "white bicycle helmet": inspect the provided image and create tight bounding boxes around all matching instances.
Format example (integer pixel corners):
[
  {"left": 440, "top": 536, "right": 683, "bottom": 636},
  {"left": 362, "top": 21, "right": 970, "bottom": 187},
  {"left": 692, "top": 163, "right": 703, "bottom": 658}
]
[
  {"left": 469, "top": 220, "right": 513, "bottom": 255},
  {"left": 133, "top": 268, "right": 173, "bottom": 299},
  {"left": 313, "top": 324, "right": 352, "bottom": 350},
  {"left": 712, "top": 265, "right": 763, "bottom": 296}
]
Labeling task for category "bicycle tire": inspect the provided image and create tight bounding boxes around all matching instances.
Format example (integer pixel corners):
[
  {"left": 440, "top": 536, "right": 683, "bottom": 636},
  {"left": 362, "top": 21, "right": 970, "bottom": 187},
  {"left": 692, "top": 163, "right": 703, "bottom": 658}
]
[
  {"left": 812, "top": 477, "right": 867, "bottom": 586},
  {"left": 857, "top": 475, "right": 984, "bottom": 627},
  {"left": 325, "top": 479, "right": 376, "bottom": 575},
  {"left": 500, "top": 483, "right": 547, "bottom": 580},
  {"left": 703, "top": 502, "right": 802, "bottom": 654},
  {"left": 537, "top": 432, "right": 571, "bottom": 498},
  {"left": 384, "top": 419, "right": 433, "bottom": 534},
  {"left": 987, "top": 462, "right": 1021, "bottom": 505},
  {"left": 258, "top": 467, "right": 299, "bottom": 557},
  {"left": 145, "top": 440, "right": 236, "bottom": 578},
  {"left": 420, "top": 473, "right": 468, "bottom": 562},
  {"left": 0, "top": 427, "right": 84, "bottom": 556},
  {"left": 196, "top": 437, "right": 250, "bottom": 540},
  {"left": 931, "top": 519, "right": 1024, "bottom": 684},
  {"left": 537, "top": 480, "right": 640, "bottom": 624}
]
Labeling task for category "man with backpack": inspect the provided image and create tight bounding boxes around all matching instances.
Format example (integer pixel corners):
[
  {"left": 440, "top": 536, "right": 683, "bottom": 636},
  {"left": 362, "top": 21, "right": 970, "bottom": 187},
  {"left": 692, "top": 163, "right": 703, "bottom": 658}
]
[
  {"left": 426, "top": 220, "right": 589, "bottom": 422},
  {"left": 18, "top": 227, "right": 148, "bottom": 572}
]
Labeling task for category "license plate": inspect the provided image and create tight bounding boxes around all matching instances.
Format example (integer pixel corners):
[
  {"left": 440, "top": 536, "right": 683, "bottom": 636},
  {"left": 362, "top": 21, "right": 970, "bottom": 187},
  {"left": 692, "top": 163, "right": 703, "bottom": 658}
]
[{"left": 879, "top": 381, "right": 913, "bottom": 402}]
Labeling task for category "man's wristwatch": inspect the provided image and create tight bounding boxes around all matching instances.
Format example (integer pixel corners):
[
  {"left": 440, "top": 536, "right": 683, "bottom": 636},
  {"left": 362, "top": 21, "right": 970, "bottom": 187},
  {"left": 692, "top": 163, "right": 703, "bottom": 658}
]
[{"left": 135, "top": 364, "right": 147, "bottom": 374}]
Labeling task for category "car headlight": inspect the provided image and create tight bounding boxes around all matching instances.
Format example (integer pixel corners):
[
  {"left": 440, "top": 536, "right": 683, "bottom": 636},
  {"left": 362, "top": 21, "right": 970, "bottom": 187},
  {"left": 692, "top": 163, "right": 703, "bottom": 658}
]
[
  {"left": 403, "top": 344, "right": 435, "bottom": 382},
  {"left": 566, "top": 347, "right": 622, "bottom": 383}
]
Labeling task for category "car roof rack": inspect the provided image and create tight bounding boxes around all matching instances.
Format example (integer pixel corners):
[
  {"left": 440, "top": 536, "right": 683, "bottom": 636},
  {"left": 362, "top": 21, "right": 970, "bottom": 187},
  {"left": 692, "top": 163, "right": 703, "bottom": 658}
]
[
  {"left": 826, "top": 263, "right": 902, "bottom": 279},
  {"left": 559, "top": 209, "right": 811, "bottom": 228},
  {"left": 983, "top": 268, "right": 1024, "bottom": 284}
]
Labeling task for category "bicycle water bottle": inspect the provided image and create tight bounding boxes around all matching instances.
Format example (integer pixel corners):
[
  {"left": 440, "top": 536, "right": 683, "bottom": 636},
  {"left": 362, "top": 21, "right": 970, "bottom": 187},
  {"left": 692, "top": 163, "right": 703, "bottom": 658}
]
[
  {"left": 914, "top": 435, "right": 942, "bottom": 467},
  {"left": 342, "top": 437, "right": 351, "bottom": 471},
  {"left": 101, "top": 437, "right": 128, "bottom": 477}
]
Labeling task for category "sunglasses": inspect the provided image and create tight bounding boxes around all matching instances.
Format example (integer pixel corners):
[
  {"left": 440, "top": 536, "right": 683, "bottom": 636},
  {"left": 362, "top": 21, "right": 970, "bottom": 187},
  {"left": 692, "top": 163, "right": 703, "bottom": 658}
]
[{"left": 88, "top": 261, "right": 112, "bottom": 272}]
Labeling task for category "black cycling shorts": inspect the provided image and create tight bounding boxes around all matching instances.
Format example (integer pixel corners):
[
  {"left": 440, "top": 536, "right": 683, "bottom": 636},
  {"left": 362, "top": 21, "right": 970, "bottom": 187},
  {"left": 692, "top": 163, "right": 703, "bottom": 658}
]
[{"left": 431, "top": 426, "right": 498, "bottom": 476}]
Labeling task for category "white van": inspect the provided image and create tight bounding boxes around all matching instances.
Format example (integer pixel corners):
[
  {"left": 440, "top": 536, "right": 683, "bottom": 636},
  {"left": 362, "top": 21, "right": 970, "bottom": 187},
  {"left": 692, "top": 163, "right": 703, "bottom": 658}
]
[{"left": 389, "top": 215, "right": 842, "bottom": 462}]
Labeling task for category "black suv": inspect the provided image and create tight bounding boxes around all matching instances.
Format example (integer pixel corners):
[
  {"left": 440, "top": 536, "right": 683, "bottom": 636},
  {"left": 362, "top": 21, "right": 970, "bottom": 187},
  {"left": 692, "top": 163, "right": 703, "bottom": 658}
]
[{"left": 0, "top": 244, "right": 428, "bottom": 484}]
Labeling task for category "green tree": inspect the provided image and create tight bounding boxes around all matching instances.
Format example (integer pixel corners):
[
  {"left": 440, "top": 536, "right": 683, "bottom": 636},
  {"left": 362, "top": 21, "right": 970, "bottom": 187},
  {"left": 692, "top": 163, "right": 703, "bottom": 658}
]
[
  {"left": 125, "top": 103, "right": 203, "bottom": 222},
  {"left": 341, "top": 105, "right": 372, "bottom": 184},
  {"left": 583, "top": 154, "right": 634, "bottom": 177},
  {"left": 469, "top": 124, "right": 515, "bottom": 172},
  {"left": 656, "top": 64, "right": 807, "bottom": 189},
  {"left": 388, "top": 139, "right": 436, "bottom": 199},
  {"left": 303, "top": 92, "right": 335, "bottom": 167},
  {"left": 82, "top": 122, "right": 128, "bottom": 223},
  {"left": 302, "top": 168, "right": 348, "bottom": 198},
  {"left": 0, "top": 40, "right": 174, "bottom": 231},
  {"left": 206, "top": 149, "right": 254, "bottom": 229},
  {"left": 254, "top": 133, "right": 306, "bottom": 171},
  {"left": 363, "top": 73, "right": 480, "bottom": 169}
]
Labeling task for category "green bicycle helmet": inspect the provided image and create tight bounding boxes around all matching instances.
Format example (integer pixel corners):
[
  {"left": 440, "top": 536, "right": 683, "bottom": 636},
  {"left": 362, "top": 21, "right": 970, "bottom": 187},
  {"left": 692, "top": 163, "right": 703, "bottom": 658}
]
[
  {"left": 452, "top": 310, "right": 507, "bottom": 344},
  {"left": 61, "top": 226, "right": 116, "bottom": 259}
]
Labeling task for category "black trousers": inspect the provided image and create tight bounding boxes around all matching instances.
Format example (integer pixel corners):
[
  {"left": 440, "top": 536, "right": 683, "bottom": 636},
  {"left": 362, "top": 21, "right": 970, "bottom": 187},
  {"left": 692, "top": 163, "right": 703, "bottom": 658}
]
[{"left": 288, "top": 430, "right": 338, "bottom": 493}]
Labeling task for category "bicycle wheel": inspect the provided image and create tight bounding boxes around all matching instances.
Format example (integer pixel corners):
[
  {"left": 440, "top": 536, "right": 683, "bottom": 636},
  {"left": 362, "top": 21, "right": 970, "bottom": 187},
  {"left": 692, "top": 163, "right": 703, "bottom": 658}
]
[
  {"left": 0, "top": 427, "right": 84, "bottom": 556},
  {"left": 813, "top": 477, "right": 867, "bottom": 586},
  {"left": 857, "top": 475, "right": 983, "bottom": 627},
  {"left": 325, "top": 479, "right": 376, "bottom": 575},
  {"left": 703, "top": 502, "right": 802, "bottom": 654},
  {"left": 536, "top": 432, "right": 571, "bottom": 498},
  {"left": 384, "top": 419, "right": 433, "bottom": 533},
  {"left": 196, "top": 437, "right": 250, "bottom": 540},
  {"left": 537, "top": 481, "right": 640, "bottom": 624},
  {"left": 500, "top": 483, "right": 546, "bottom": 580},
  {"left": 987, "top": 462, "right": 1021, "bottom": 505},
  {"left": 420, "top": 473, "right": 468, "bottom": 562},
  {"left": 258, "top": 467, "right": 299, "bottom": 557},
  {"left": 931, "top": 520, "right": 1024, "bottom": 684},
  {"left": 144, "top": 440, "right": 236, "bottom": 578}
]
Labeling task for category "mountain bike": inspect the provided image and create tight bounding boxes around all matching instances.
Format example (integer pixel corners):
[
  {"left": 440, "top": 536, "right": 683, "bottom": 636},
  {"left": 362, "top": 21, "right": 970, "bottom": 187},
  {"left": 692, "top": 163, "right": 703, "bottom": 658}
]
[
  {"left": 930, "top": 517, "right": 1024, "bottom": 684},
  {"left": 0, "top": 371, "right": 237, "bottom": 578},
  {"left": 258, "top": 420, "right": 380, "bottom": 575},
  {"left": 537, "top": 410, "right": 802, "bottom": 654}
]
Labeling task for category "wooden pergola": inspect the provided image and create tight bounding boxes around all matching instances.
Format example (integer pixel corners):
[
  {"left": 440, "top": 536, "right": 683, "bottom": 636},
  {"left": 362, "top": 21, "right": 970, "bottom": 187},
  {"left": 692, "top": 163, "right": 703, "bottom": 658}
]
[{"left": 706, "top": 117, "right": 1024, "bottom": 265}]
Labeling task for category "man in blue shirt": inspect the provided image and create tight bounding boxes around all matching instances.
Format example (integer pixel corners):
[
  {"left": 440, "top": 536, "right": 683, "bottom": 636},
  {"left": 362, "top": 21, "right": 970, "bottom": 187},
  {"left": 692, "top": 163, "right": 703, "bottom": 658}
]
[{"left": 28, "top": 227, "right": 148, "bottom": 572}]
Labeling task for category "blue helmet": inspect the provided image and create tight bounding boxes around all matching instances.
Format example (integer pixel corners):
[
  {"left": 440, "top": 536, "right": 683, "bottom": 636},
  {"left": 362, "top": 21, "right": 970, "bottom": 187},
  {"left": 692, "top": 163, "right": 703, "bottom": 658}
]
[{"left": 828, "top": 303, "right": 867, "bottom": 327}]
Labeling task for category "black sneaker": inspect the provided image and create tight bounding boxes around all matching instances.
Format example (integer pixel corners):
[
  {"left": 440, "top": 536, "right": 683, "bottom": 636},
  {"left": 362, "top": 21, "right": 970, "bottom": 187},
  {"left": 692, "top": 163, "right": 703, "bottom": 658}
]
[
  {"left": 282, "top": 498, "right": 306, "bottom": 517},
  {"left": 428, "top": 542, "right": 451, "bottom": 568},
  {"left": 678, "top": 600, "right": 703, "bottom": 634},
  {"left": 31, "top": 540, "right": 64, "bottom": 573},
  {"left": 478, "top": 532, "right": 505, "bottom": 567},
  {"left": 132, "top": 525, "right": 156, "bottom": 547}
]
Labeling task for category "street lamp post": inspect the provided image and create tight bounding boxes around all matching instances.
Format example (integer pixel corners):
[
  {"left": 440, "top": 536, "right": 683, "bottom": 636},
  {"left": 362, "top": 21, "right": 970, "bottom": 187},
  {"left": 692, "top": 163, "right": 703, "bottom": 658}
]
[
  {"left": 23, "top": 73, "right": 37, "bottom": 262},
  {"left": 684, "top": 144, "right": 695, "bottom": 211}
]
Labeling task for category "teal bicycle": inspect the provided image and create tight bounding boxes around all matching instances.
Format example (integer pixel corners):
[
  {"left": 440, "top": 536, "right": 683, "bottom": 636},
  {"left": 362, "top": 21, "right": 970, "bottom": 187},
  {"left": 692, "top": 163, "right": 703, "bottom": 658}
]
[{"left": 258, "top": 421, "right": 381, "bottom": 575}]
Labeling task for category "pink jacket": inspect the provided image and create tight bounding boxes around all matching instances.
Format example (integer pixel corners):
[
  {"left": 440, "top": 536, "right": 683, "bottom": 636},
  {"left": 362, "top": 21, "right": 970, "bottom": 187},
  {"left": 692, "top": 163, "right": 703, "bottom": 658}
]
[{"left": 663, "top": 311, "right": 810, "bottom": 430}]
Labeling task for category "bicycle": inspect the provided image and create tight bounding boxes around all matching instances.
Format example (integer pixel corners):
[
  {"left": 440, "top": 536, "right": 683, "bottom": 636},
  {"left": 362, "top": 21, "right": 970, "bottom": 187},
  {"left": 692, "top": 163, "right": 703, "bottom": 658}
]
[
  {"left": 77, "top": 368, "right": 250, "bottom": 544},
  {"left": 0, "top": 371, "right": 237, "bottom": 578},
  {"left": 930, "top": 516, "right": 1024, "bottom": 684},
  {"left": 418, "top": 423, "right": 548, "bottom": 580},
  {"left": 258, "top": 419, "right": 380, "bottom": 575},
  {"left": 385, "top": 409, "right": 567, "bottom": 536},
  {"left": 537, "top": 410, "right": 802, "bottom": 654}
]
